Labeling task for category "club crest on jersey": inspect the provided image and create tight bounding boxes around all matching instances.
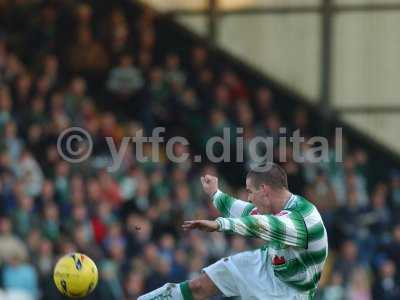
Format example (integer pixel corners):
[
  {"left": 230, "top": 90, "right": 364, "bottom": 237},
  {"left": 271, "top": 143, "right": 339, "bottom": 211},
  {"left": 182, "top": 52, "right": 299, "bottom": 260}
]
[
  {"left": 272, "top": 255, "right": 286, "bottom": 266},
  {"left": 250, "top": 208, "right": 259, "bottom": 215}
]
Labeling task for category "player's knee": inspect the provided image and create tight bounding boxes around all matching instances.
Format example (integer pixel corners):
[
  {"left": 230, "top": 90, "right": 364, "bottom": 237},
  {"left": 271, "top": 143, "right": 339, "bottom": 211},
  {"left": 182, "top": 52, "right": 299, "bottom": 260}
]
[
  {"left": 188, "top": 274, "right": 218, "bottom": 300},
  {"left": 188, "top": 278, "right": 205, "bottom": 299}
]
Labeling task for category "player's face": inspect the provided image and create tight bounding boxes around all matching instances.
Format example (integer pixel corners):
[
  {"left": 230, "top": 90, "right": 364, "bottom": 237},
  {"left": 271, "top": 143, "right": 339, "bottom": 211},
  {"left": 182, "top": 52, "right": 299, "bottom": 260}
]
[{"left": 245, "top": 177, "right": 272, "bottom": 213}]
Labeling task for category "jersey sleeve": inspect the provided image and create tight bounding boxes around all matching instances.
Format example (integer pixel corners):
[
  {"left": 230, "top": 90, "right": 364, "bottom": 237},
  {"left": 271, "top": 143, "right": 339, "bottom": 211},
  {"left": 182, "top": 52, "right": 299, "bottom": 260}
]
[
  {"left": 215, "top": 211, "right": 308, "bottom": 248},
  {"left": 212, "top": 190, "right": 255, "bottom": 218}
]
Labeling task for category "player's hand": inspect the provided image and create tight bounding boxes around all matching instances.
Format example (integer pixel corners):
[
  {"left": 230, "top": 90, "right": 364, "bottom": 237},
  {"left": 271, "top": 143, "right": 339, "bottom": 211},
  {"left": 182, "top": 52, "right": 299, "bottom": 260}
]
[
  {"left": 200, "top": 174, "right": 218, "bottom": 197},
  {"left": 182, "top": 220, "right": 219, "bottom": 232}
]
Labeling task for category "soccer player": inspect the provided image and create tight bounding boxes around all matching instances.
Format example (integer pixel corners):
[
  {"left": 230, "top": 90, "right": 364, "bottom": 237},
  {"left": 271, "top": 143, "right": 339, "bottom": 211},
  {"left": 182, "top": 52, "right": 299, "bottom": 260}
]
[{"left": 138, "top": 162, "right": 328, "bottom": 300}]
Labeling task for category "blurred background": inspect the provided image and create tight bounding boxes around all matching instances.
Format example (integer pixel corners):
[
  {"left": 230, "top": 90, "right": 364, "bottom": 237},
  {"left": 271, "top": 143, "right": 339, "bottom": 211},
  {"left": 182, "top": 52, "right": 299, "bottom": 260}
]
[{"left": 0, "top": 0, "right": 400, "bottom": 299}]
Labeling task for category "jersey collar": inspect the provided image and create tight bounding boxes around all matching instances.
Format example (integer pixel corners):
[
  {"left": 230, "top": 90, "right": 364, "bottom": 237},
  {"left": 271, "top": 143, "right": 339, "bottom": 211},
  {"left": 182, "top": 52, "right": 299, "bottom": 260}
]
[{"left": 283, "top": 193, "right": 296, "bottom": 210}]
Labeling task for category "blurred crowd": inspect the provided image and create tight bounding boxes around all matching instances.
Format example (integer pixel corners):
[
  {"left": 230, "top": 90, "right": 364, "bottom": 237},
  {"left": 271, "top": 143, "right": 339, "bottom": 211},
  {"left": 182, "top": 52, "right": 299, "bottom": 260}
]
[{"left": 0, "top": 1, "right": 400, "bottom": 300}]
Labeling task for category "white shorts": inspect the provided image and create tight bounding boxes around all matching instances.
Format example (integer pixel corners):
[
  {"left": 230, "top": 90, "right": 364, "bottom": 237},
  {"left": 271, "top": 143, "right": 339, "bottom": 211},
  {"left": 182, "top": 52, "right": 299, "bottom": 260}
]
[{"left": 203, "top": 249, "right": 310, "bottom": 300}]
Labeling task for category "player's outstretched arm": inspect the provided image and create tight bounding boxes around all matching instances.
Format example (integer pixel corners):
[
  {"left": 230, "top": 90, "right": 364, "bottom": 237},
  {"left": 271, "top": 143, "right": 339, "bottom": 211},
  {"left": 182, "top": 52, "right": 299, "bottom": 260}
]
[
  {"left": 215, "top": 213, "right": 308, "bottom": 248},
  {"left": 182, "top": 220, "right": 219, "bottom": 232},
  {"left": 201, "top": 174, "right": 255, "bottom": 218}
]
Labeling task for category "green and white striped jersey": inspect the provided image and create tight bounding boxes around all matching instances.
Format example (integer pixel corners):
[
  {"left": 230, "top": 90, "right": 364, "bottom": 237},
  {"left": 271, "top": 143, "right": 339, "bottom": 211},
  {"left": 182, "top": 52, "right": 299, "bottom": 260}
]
[{"left": 213, "top": 190, "right": 328, "bottom": 297}]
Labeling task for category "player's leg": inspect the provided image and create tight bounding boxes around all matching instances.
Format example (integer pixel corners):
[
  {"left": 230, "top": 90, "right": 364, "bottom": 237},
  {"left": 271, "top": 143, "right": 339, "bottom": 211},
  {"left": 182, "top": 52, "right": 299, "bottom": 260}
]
[
  {"left": 137, "top": 282, "right": 183, "bottom": 300},
  {"left": 189, "top": 273, "right": 220, "bottom": 299},
  {"left": 137, "top": 273, "right": 220, "bottom": 300}
]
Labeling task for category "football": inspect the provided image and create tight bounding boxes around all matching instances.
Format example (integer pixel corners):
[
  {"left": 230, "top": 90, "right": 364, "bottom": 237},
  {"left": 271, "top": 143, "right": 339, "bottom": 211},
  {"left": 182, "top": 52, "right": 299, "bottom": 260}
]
[{"left": 53, "top": 253, "right": 98, "bottom": 298}]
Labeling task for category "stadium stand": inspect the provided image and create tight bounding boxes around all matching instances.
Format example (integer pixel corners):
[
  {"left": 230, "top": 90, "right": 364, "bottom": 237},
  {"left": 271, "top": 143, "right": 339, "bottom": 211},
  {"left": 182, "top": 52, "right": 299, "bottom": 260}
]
[{"left": 0, "top": 1, "right": 399, "bottom": 299}]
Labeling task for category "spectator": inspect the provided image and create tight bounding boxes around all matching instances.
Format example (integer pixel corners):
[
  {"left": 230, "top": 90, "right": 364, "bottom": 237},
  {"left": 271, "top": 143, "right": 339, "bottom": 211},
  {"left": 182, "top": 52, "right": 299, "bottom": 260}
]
[
  {"left": 390, "top": 170, "right": 400, "bottom": 211},
  {"left": 305, "top": 169, "right": 337, "bottom": 233},
  {"left": 2, "top": 251, "right": 38, "bottom": 300},
  {"left": 64, "top": 77, "right": 87, "bottom": 118},
  {"left": 347, "top": 267, "right": 371, "bottom": 300},
  {"left": 373, "top": 260, "right": 400, "bottom": 300},
  {"left": 41, "top": 201, "right": 60, "bottom": 241},
  {"left": 336, "top": 189, "right": 363, "bottom": 243},
  {"left": 380, "top": 224, "right": 400, "bottom": 272},
  {"left": 165, "top": 53, "right": 186, "bottom": 90},
  {"left": 0, "top": 86, "right": 12, "bottom": 129},
  {"left": 124, "top": 271, "right": 145, "bottom": 300},
  {"left": 97, "top": 260, "right": 124, "bottom": 300},
  {"left": 322, "top": 272, "right": 345, "bottom": 300},
  {"left": 107, "top": 54, "right": 144, "bottom": 97},
  {"left": 0, "top": 217, "right": 26, "bottom": 265},
  {"left": 15, "top": 150, "right": 43, "bottom": 197},
  {"left": 254, "top": 87, "right": 273, "bottom": 119},
  {"left": 11, "top": 194, "right": 38, "bottom": 238},
  {"left": 68, "top": 27, "right": 109, "bottom": 74},
  {"left": 333, "top": 240, "right": 361, "bottom": 286},
  {"left": 3, "top": 121, "right": 23, "bottom": 163}
]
